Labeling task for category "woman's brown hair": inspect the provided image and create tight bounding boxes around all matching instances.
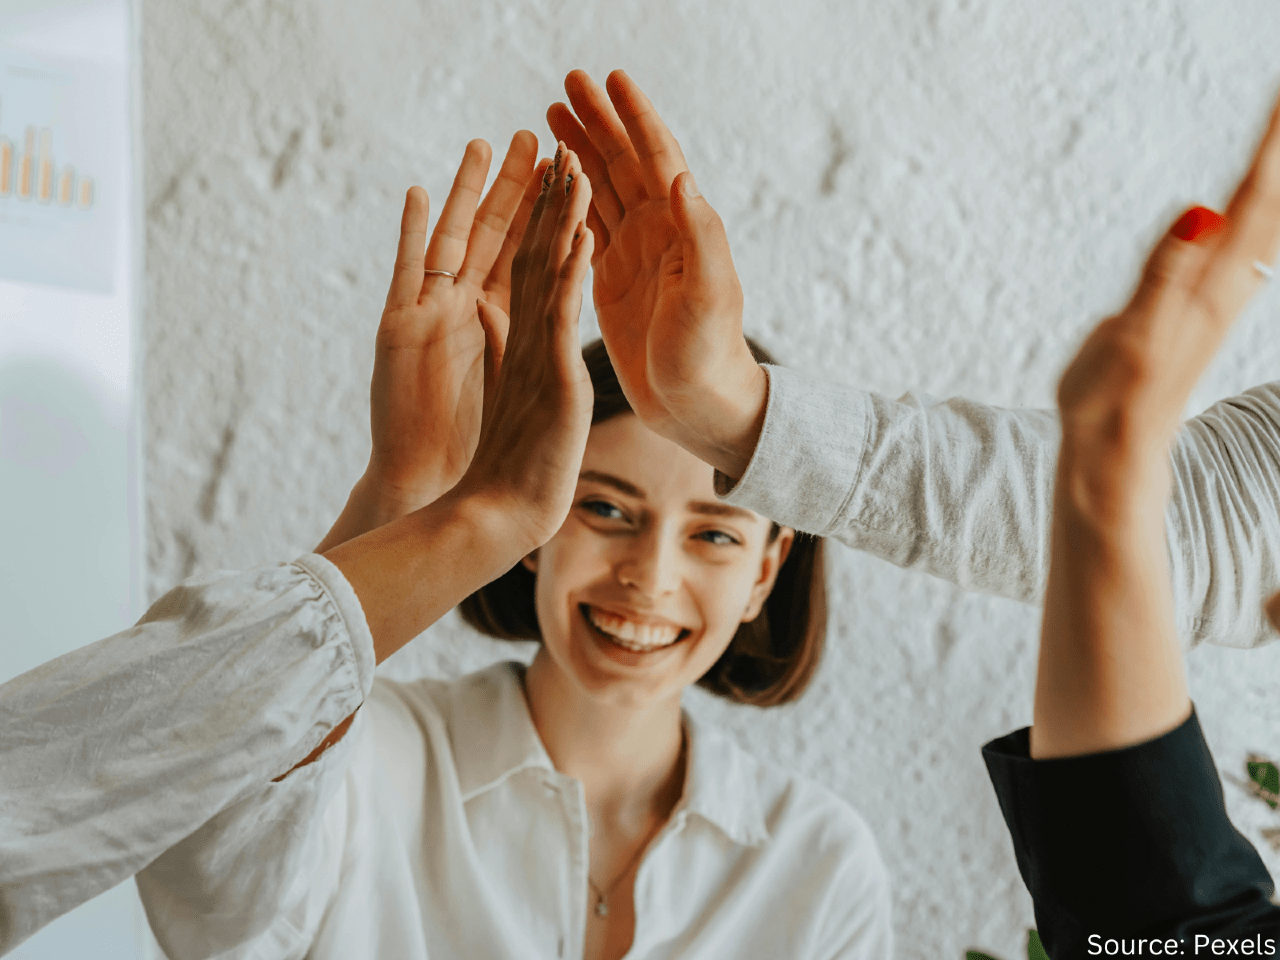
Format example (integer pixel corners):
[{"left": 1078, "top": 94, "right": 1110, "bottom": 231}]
[{"left": 458, "top": 338, "right": 827, "bottom": 707}]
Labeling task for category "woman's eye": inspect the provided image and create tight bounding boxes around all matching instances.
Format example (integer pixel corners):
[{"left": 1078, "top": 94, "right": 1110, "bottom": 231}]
[
  {"left": 581, "top": 499, "right": 625, "bottom": 521},
  {"left": 696, "top": 529, "right": 740, "bottom": 546}
]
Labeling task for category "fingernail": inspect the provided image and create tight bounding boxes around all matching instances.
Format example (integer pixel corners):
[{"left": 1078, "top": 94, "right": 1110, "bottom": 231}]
[
  {"left": 1171, "top": 206, "right": 1228, "bottom": 243},
  {"left": 565, "top": 173, "right": 574, "bottom": 197},
  {"left": 681, "top": 172, "right": 699, "bottom": 198}
]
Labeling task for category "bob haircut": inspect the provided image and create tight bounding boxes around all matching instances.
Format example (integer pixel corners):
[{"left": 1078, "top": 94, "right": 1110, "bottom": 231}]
[{"left": 458, "top": 337, "right": 827, "bottom": 707}]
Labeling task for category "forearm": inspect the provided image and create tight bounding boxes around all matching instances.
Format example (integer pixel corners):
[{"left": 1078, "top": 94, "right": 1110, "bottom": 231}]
[
  {"left": 314, "top": 471, "right": 446, "bottom": 553},
  {"left": 1030, "top": 448, "right": 1191, "bottom": 759},
  {"left": 0, "top": 557, "right": 372, "bottom": 954},
  {"left": 715, "top": 365, "right": 1060, "bottom": 602},
  {"left": 321, "top": 488, "right": 531, "bottom": 665},
  {"left": 720, "top": 369, "right": 1280, "bottom": 649}
]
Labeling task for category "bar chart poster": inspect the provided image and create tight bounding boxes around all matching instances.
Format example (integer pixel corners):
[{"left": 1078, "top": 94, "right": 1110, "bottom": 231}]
[{"left": 0, "top": 45, "right": 122, "bottom": 293}]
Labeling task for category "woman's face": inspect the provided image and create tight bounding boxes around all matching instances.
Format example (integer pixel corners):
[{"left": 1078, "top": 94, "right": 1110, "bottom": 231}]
[{"left": 524, "top": 413, "right": 794, "bottom": 710}]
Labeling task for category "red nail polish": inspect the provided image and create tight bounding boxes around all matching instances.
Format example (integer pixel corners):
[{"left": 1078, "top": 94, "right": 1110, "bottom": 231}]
[{"left": 1171, "top": 206, "right": 1228, "bottom": 243}]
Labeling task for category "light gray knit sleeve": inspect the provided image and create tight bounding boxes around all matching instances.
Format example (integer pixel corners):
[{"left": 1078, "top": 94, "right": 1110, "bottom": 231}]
[{"left": 719, "top": 365, "right": 1280, "bottom": 650}]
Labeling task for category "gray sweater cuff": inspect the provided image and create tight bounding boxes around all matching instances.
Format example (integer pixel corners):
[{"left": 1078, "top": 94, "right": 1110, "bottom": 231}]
[{"left": 715, "top": 364, "right": 873, "bottom": 535}]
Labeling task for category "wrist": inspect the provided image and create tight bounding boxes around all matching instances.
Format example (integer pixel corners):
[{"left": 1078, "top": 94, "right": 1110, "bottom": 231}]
[
  {"left": 357, "top": 467, "right": 448, "bottom": 519},
  {"left": 434, "top": 481, "right": 548, "bottom": 563},
  {"left": 314, "top": 471, "right": 448, "bottom": 555},
  {"left": 669, "top": 354, "right": 769, "bottom": 480},
  {"left": 323, "top": 487, "right": 536, "bottom": 665},
  {"left": 1055, "top": 431, "right": 1171, "bottom": 537}
]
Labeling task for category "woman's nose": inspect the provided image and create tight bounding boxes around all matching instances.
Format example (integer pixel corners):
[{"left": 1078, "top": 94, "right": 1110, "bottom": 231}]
[{"left": 615, "top": 527, "right": 681, "bottom": 597}]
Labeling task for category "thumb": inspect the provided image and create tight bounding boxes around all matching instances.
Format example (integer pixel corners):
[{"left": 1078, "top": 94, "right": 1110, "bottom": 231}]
[
  {"left": 670, "top": 171, "right": 739, "bottom": 296},
  {"left": 476, "top": 298, "right": 509, "bottom": 433},
  {"left": 1124, "top": 206, "right": 1227, "bottom": 329}
]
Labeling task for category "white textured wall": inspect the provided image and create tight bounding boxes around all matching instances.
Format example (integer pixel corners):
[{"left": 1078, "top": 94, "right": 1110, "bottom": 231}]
[{"left": 142, "top": 1, "right": 1280, "bottom": 956}]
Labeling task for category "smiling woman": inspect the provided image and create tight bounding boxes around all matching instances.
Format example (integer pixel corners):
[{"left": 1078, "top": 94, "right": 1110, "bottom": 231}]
[
  {"left": 449, "top": 337, "right": 880, "bottom": 960},
  {"left": 460, "top": 337, "right": 828, "bottom": 708}
]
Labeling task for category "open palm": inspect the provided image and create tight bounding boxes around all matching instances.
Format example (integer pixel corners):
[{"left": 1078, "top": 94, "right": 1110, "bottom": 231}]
[
  {"left": 588, "top": 197, "right": 689, "bottom": 435},
  {"left": 549, "top": 71, "right": 752, "bottom": 448},
  {"left": 368, "top": 133, "right": 548, "bottom": 508},
  {"left": 547, "top": 71, "right": 764, "bottom": 480}
]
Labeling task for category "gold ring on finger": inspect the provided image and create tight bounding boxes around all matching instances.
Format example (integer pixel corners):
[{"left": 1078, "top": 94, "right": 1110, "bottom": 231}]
[{"left": 424, "top": 268, "right": 459, "bottom": 278}]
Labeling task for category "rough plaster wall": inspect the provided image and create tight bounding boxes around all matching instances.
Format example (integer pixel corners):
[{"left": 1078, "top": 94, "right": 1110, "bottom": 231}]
[{"left": 142, "top": 0, "right": 1280, "bottom": 955}]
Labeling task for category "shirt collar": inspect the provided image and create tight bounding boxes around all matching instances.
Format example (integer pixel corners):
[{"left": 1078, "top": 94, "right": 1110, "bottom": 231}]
[
  {"left": 678, "top": 711, "right": 769, "bottom": 847},
  {"left": 448, "top": 661, "right": 769, "bottom": 848},
  {"left": 448, "top": 661, "right": 554, "bottom": 802}
]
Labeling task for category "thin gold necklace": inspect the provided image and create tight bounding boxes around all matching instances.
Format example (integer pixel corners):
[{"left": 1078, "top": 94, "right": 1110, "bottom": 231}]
[{"left": 587, "top": 732, "right": 687, "bottom": 919}]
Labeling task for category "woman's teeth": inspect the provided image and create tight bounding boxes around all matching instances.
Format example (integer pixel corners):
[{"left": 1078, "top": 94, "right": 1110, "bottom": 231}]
[{"left": 585, "top": 605, "right": 683, "bottom": 652}]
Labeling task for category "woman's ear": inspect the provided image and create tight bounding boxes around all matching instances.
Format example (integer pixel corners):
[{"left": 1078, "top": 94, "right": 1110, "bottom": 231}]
[
  {"left": 520, "top": 550, "right": 539, "bottom": 574},
  {"left": 741, "top": 526, "right": 795, "bottom": 623}
]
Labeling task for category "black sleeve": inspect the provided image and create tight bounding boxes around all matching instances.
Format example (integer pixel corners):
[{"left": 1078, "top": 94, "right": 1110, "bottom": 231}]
[{"left": 982, "top": 707, "right": 1280, "bottom": 958}]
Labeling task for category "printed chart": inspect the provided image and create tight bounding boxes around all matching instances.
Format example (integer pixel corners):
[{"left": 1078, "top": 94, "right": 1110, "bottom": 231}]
[{"left": 0, "top": 46, "right": 122, "bottom": 293}]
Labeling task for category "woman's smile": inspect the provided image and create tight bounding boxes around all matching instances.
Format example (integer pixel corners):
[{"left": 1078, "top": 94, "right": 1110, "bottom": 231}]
[{"left": 580, "top": 603, "right": 692, "bottom": 654}]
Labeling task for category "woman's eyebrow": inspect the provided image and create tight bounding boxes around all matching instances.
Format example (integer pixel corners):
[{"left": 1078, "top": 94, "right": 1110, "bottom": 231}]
[
  {"left": 687, "top": 501, "right": 755, "bottom": 521},
  {"left": 578, "top": 470, "right": 644, "bottom": 498}
]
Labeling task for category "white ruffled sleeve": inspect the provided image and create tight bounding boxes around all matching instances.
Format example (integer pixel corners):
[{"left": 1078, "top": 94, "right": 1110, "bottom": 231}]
[{"left": 0, "top": 552, "right": 374, "bottom": 957}]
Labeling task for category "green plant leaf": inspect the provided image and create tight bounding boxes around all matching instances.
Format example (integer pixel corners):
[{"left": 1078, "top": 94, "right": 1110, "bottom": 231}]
[
  {"left": 1247, "top": 754, "right": 1279, "bottom": 810},
  {"left": 1028, "top": 929, "right": 1051, "bottom": 960},
  {"left": 965, "top": 953, "right": 1003, "bottom": 960}
]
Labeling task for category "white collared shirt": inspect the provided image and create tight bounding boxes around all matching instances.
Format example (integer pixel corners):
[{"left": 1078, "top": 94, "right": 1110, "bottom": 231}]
[{"left": 0, "top": 553, "right": 891, "bottom": 959}]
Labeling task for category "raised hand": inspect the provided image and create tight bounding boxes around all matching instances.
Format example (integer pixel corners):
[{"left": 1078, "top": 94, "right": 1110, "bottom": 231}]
[
  {"left": 1033, "top": 90, "right": 1280, "bottom": 759},
  {"left": 453, "top": 144, "right": 597, "bottom": 546},
  {"left": 368, "top": 132, "right": 546, "bottom": 508},
  {"left": 547, "top": 70, "right": 767, "bottom": 480},
  {"left": 319, "top": 147, "right": 594, "bottom": 676},
  {"left": 316, "top": 134, "right": 549, "bottom": 552}
]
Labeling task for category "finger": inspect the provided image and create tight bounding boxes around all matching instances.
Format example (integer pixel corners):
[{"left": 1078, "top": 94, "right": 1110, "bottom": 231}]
[
  {"left": 423, "top": 139, "right": 492, "bottom": 282},
  {"left": 670, "top": 170, "right": 739, "bottom": 297},
  {"left": 606, "top": 69, "right": 691, "bottom": 201},
  {"left": 548, "top": 100, "right": 624, "bottom": 230},
  {"left": 1267, "top": 590, "right": 1280, "bottom": 634},
  {"left": 535, "top": 168, "right": 593, "bottom": 378},
  {"left": 386, "top": 185, "right": 430, "bottom": 309},
  {"left": 458, "top": 130, "right": 538, "bottom": 287},
  {"left": 1196, "top": 90, "right": 1280, "bottom": 330},
  {"left": 508, "top": 158, "right": 557, "bottom": 343},
  {"left": 485, "top": 157, "right": 552, "bottom": 302},
  {"left": 549, "top": 223, "right": 595, "bottom": 371},
  {"left": 1121, "top": 206, "right": 1224, "bottom": 334},
  {"left": 525, "top": 144, "right": 577, "bottom": 314},
  {"left": 476, "top": 297, "right": 509, "bottom": 432},
  {"left": 564, "top": 68, "right": 648, "bottom": 213},
  {"left": 546, "top": 156, "right": 594, "bottom": 293}
]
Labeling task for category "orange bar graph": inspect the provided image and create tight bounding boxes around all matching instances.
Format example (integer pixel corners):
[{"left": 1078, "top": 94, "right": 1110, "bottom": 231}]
[
  {"left": 16, "top": 127, "right": 33, "bottom": 200},
  {"left": 0, "top": 137, "right": 11, "bottom": 197},
  {"left": 57, "top": 165, "right": 74, "bottom": 205},
  {"left": 37, "top": 128, "right": 53, "bottom": 203},
  {"left": 0, "top": 101, "right": 97, "bottom": 211}
]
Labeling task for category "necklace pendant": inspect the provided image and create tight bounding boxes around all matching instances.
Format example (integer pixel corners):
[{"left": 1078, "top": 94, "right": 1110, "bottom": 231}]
[{"left": 595, "top": 900, "right": 609, "bottom": 918}]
